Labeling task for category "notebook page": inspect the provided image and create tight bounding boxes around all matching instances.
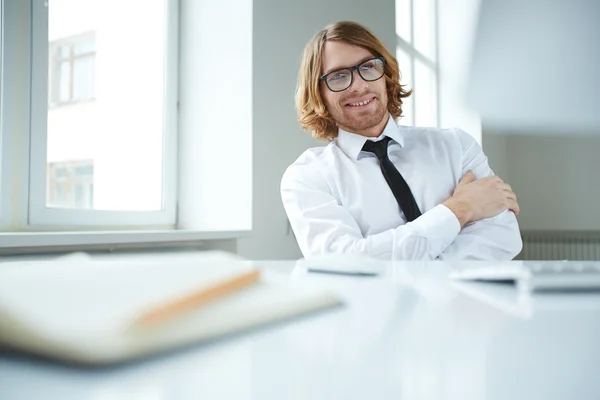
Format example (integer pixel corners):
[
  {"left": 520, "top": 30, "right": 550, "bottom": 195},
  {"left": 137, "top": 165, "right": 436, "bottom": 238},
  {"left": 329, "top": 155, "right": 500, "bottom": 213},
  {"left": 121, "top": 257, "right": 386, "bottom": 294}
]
[{"left": 0, "top": 258, "right": 257, "bottom": 343}]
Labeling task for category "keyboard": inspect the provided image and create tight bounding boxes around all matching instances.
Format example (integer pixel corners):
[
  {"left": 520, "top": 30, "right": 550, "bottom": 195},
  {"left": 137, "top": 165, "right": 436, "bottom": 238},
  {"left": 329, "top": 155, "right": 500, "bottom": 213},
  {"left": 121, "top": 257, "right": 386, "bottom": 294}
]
[{"left": 449, "top": 261, "right": 600, "bottom": 292}]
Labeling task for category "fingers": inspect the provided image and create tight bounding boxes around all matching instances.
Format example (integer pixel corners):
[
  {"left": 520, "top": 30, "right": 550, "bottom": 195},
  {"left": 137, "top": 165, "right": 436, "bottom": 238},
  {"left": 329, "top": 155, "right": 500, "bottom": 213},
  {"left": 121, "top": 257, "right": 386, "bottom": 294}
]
[
  {"left": 508, "top": 199, "right": 520, "bottom": 216},
  {"left": 504, "top": 193, "right": 520, "bottom": 215},
  {"left": 461, "top": 173, "right": 508, "bottom": 188},
  {"left": 500, "top": 184, "right": 517, "bottom": 209},
  {"left": 477, "top": 175, "right": 503, "bottom": 186},
  {"left": 505, "top": 191, "right": 517, "bottom": 202},
  {"left": 458, "top": 170, "right": 476, "bottom": 186}
]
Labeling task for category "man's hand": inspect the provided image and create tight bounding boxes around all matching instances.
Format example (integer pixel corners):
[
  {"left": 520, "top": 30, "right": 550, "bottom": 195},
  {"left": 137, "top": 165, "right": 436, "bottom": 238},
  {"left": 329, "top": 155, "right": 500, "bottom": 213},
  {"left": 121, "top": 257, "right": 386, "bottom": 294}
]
[{"left": 443, "top": 170, "right": 520, "bottom": 227}]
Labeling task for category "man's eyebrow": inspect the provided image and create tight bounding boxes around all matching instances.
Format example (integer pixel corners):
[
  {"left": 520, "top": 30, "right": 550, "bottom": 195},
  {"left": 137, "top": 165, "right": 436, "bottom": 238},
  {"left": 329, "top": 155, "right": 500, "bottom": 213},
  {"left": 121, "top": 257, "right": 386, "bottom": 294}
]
[{"left": 323, "top": 55, "right": 375, "bottom": 76}]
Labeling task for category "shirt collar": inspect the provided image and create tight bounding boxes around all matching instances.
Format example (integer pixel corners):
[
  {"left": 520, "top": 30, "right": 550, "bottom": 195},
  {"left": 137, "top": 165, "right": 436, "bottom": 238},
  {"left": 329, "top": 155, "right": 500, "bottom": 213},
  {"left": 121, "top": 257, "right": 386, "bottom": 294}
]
[{"left": 334, "top": 115, "right": 405, "bottom": 160}]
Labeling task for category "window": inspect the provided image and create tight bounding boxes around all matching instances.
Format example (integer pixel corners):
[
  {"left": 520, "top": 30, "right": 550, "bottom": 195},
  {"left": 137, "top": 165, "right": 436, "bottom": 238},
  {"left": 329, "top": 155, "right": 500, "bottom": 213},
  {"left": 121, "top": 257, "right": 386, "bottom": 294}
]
[
  {"left": 1, "top": 0, "right": 178, "bottom": 230},
  {"left": 49, "top": 32, "right": 96, "bottom": 106},
  {"left": 395, "top": 0, "right": 439, "bottom": 127}
]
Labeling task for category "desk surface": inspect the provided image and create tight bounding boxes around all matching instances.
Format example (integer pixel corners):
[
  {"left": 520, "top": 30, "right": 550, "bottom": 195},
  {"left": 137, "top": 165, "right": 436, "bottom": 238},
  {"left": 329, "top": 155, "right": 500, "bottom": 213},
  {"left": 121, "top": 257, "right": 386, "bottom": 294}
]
[{"left": 1, "top": 256, "right": 599, "bottom": 400}]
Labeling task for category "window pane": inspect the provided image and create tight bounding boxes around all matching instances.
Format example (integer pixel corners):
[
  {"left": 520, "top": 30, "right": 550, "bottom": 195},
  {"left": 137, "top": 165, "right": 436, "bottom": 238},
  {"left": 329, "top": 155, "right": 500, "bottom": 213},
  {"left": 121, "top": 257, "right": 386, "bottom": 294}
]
[
  {"left": 47, "top": 0, "right": 166, "bottom": 211},
  {"left": 396, "top": 47, "right": 414, "bottom": 126},
  {"left": 59, "top": 44, "right": 71, "bottom": 59},
  {"left": 47, "top": 160, "right": 94, "bottom": 209},
  {"left": 54, "top": 166, "right": 68, "bottom": 178},
  {"left": 72, "top": 56, "right": 95, "bottom": 100},
  {"left": 414, "top": 59, "right": 438, "bottom": 127},
  {"left": 413, "top": 0, "right": 436, "bottom": 61},
  {"left": 73, "top": 34, "right": 95, "bottom": 55},
  {"left": 74, "top": 164, "right": 93, "bottom": 176},
  {"left": 395, "top": 0, "right": 411, "bottom": 43},
  {"left": 55, "top": 185, "right": 67, "bottom": 205},
  {"left": 74, "top": 185, "right": 84, "bottom": 208},
  {"left": 58, "top": 61, "right": 70, "bottom": 102}
]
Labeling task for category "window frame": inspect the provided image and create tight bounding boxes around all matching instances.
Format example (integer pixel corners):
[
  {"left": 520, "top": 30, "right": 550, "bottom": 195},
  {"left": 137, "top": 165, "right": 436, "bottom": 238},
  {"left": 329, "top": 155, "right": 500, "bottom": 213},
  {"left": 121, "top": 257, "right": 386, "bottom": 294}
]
[
  {"left": 0, "top": 2, "right": 3, "bottom": 136},
  {"left": 0, "top": 0, "right": 252, "bottom": 254},
  {"left": 23, "top": 0, "right": 178, "bottom": 228}
]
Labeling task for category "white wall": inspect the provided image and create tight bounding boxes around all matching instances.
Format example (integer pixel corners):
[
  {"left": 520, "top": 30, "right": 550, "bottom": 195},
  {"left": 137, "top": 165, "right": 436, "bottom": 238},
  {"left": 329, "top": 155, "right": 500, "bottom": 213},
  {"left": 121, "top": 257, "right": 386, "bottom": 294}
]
[
  {"left": 234, "top": 0, "right": 396, "bottom": 260},
  {"left": 481, "top": 133, "right": 509, "bottom": 178},
  {"left": 472, "top": 0, "right": 600, "bottom": 234},
  {"left": 438, "top": 0, "right": 482, "bottom": 142},
  {"left": 483, "top": 133, "right": 600, "bottom": 231},
  {"left": 178, "top": 0, "right": 253, "bottom": 232}
]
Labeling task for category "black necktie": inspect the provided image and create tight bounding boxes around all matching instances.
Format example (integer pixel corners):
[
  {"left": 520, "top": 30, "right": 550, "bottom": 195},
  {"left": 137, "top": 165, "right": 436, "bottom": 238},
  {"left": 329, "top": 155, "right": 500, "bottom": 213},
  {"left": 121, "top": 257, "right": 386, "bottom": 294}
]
[{"left": 362, "top": 137, "right": 422, "bottom": 222}]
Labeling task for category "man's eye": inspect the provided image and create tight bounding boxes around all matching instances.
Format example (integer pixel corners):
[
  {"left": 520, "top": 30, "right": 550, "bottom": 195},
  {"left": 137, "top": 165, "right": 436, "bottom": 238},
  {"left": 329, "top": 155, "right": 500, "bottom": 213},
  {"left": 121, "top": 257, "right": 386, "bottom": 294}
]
[
  {"left": 330, "top": 73, "right": 348, "bottom": 81},
  {"left": 361, "top": 62, "right": 375, "bottom": 70}
]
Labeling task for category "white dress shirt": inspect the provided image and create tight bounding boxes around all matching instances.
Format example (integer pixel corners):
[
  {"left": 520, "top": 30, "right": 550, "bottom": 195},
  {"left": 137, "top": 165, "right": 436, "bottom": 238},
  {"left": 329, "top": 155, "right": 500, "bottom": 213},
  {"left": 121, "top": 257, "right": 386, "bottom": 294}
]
[{"left": 281, "top": 115, "right": 522, "bottom": 260}]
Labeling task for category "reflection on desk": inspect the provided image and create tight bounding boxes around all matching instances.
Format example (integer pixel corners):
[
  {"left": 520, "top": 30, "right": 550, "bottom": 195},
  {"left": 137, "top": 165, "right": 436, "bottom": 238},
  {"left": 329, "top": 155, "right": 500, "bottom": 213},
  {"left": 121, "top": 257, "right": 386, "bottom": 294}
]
[{"left": 1, "top": 255, "right": 599, "bottom": 400}]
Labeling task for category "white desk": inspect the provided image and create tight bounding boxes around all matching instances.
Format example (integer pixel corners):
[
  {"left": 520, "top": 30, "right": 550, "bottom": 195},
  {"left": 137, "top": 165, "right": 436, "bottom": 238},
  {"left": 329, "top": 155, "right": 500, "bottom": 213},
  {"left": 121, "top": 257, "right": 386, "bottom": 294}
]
[{"left": 1, "top": 258, "right": 599, "bottom": 400}]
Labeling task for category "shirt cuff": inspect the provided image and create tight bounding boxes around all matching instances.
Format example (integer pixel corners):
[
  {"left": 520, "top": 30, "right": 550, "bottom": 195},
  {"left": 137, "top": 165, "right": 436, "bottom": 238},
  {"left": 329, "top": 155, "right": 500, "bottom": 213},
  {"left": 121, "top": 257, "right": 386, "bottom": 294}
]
[{"left": 409, "top": 204, "right": 461, "bottom": 256}]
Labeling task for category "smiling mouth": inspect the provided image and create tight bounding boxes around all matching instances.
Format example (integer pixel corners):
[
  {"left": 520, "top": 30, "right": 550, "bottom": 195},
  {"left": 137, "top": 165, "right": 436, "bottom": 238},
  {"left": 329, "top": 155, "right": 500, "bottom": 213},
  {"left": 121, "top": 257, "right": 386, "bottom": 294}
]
[{"left": 346, "top": 97, "right": 375, "bottom": 108}]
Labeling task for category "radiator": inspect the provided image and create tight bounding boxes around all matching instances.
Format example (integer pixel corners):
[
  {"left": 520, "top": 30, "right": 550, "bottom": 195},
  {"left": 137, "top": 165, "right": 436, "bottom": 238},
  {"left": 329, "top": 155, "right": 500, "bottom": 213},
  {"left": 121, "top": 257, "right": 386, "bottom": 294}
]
[{"left": 519, "top": 231, "right": 600, "bottom": 261}]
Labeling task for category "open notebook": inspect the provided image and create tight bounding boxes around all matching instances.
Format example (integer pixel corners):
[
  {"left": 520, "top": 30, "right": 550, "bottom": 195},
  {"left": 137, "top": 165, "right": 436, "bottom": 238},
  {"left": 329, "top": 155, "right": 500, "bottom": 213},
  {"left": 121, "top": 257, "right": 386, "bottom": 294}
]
[{"left": 0, "top": 257, "right": 341, "bottom": 365}]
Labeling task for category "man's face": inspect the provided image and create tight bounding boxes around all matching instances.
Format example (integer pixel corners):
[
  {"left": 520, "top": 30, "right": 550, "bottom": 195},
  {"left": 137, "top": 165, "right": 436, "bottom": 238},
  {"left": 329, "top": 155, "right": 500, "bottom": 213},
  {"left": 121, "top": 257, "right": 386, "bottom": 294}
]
[{"left": 320, "top": 41, "right": 388, "bottom": 136}]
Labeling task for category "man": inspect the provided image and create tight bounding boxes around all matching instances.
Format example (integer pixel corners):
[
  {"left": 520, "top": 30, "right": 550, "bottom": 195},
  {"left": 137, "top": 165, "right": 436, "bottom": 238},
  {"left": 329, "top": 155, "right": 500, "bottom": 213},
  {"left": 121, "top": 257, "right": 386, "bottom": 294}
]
[{"left": 281, "top": 21, "right": 522, "bottom": 260}]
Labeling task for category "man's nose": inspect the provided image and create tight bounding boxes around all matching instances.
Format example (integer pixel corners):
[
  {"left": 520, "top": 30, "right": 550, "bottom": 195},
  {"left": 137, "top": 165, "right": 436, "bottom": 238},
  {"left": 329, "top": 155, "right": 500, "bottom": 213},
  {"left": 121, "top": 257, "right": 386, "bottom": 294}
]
[{"left": 348, "top": 69, "right": 369, "bottom": 92}]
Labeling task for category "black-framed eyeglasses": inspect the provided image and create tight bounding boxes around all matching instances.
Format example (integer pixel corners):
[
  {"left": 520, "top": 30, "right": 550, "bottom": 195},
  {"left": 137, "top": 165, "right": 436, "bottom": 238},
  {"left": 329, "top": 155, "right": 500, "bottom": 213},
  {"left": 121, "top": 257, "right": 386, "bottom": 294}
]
[{"left": 320, "top": 57, "right": 386, "bottom": 92}]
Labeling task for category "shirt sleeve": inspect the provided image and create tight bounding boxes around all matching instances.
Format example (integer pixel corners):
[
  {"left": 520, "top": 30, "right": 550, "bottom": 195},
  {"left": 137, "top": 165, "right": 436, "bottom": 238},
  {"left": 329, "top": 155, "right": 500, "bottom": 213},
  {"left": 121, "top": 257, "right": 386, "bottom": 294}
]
[
  {"left": 437, "top": 129, "right": 523, "bottom": 261},
  {"left": 281, "top": 161, "right": 461, "bottom": 261}
]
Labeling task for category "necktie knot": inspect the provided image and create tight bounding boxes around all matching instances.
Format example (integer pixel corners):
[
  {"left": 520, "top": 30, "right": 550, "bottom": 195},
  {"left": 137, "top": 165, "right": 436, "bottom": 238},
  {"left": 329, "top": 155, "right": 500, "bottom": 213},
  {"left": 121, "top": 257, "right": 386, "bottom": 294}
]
[{"left": 362, "top": 136, "right": 392, "bottom": 160}]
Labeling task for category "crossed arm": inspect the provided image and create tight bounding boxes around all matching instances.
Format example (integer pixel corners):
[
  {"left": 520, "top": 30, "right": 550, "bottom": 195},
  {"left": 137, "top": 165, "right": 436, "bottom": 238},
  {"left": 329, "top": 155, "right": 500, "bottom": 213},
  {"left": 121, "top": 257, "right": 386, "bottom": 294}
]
[{"left": 281, "top": 132, "right": 522, "bottom": 261}]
